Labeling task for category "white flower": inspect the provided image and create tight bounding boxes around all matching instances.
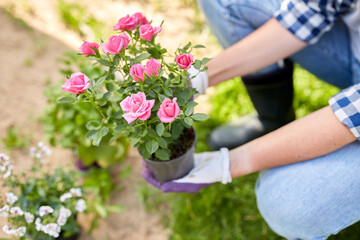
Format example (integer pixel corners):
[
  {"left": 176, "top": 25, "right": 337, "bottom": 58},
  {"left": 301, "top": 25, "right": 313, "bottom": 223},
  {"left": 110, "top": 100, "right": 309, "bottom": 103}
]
[
  {"left": 41, "top": 145, "right": 51, "bottom": 156},
  {"left": 37, "top": 142, "right": 44, "bottom": 148},
  {"left": 0, "top": 153, "right": 9, "bottom": 161},
  {"left": 43, "top": 223, "right": 61, "bottom": 238},
  {"left": 30, "top": 147, "right": 37, "bottom": 157},
  {"left": 75, "top": 199, "right": 87, "bottom": 212},
  {"left": 3, "top": 169, "right": 11, "bottom": 179},
  {"left": 10, "top": 207, "right": 24, "bottom": 216},
  {"left": 6, "top": 192, "right": 18, "bottom": 205},
  {"left": 14, "top": 226, "right": 26, "bottom": 237},
  {"left": 2, "top": 225, "right": 25, "bottom": 237},
  {"left": 0, "top": 205, "right": 9, "bottom": 217},
  {"left": 60, "top": 192, "right": 72, "bottom": 202},
  {"left": 70, "top": 188, "right": 82, "bottom": 197},
  {"left": 57, "top": 207, "right": 71, "bottom": 226},
  {"left": 24, "top": 212, "right": 35, "bottom": 223},
  {"left": 39, "top": 206, "right": 54, "bottom": 217},
  {"left": 2, "top": 225, "right": 12, "bottom": 234},
  {"left": 35, "top": 218, "right": 43, "bottom": 231}
]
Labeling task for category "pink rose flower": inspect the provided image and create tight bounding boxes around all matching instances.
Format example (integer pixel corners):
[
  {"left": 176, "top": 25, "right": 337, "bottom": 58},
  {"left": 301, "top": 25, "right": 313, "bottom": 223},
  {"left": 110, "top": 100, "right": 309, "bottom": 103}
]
[
  {"left": 120, "top": 92, "right": 155, "bottom": 124},
  {"left": 158, "top": 98, "right": 180, "bottom": 123},
  {"left": 102, "top": 33, "right": 130, "bottom": 55},
  {"left": 113, "top": 14, "right": 137, "bottom": 31},
  {"left": 132, "top": 12, "right": 149, "bottom": 26},
  {"left": 145, "top": 58, "right": 161, "bottom": 77},
  {"left": 79, "top": 41, "right": 99, "bottom": 57},
  {"left": 139, "top": 24, "right": 162, "bottom": 41},
  {"left": 62, "top": 72, "right": 90, "bottom": 94},
  {"left": 176, "top": 53, "right": 193, "bottom": 70},
  {"left": 130, "top": 64, "right": 145, "bottom": 82}
]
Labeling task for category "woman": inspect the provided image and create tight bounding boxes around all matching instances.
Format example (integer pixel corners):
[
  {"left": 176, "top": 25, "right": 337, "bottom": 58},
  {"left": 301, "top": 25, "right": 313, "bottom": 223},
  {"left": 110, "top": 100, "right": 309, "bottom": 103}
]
[{"left": 143, "top": 0, "right": 360, "bottom": 239}]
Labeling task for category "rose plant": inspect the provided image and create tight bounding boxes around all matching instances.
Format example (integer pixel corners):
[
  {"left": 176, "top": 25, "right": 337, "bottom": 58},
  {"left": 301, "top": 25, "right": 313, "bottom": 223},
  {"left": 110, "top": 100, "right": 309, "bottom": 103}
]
[
  {"left": 0, "top": 144, "right": 86, "bottom": 239},
  {"left": 59, "top": 12, "right": 210, "bottom": 163}
]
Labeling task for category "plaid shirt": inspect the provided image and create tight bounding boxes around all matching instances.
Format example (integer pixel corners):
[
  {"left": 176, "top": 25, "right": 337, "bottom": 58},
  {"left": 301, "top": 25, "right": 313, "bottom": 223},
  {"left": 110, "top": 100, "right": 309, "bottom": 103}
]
[
  {"left": 329, "top": 84, "right": 360, "bottom": 140},
  {"left": 274, "top": 0, "right": 357, "bottom": 44}
]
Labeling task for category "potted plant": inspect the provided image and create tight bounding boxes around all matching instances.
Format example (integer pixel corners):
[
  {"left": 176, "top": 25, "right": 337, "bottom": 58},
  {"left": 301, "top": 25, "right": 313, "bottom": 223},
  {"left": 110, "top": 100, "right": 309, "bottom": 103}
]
[
  {"left": 59, "top": 12, "right": 210, "bottom": 183},
  {"left": 0, "top": 143, "right": 86, "bottom": 239},
  {"left": 43, "top": 52, "right": 129, "bottom": 170}
]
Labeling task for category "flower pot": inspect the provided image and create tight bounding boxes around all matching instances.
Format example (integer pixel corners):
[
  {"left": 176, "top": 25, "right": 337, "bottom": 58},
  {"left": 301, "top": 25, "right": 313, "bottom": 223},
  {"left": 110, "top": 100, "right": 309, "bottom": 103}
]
[{"left": 143, "top": 127, "right": 196, "bottom": 184}]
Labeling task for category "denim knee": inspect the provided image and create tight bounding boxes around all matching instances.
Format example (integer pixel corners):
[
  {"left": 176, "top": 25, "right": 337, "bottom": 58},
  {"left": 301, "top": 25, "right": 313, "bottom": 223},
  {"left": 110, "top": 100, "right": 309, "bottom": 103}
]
[{"left": 255, "top": 143, "right": 360, "bottom": 240}]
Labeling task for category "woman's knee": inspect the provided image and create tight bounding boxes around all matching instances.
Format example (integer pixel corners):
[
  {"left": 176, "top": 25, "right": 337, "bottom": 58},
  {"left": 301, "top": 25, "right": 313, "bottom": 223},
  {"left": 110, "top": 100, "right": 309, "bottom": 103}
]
[{"left": 255, "top": 146, "right": 360, "bottom": 240}]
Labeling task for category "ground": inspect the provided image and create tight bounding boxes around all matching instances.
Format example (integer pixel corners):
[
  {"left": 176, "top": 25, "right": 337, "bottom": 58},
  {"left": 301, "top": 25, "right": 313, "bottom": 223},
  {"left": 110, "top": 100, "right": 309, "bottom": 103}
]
[{"left": 0, "top": 0, "right": 216, "bottom": 239}]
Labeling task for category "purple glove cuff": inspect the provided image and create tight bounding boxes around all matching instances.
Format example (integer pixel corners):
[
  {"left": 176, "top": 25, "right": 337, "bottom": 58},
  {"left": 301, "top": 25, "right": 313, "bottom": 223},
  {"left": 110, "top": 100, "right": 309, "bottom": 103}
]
[{"left": 141, "top": 161, "right": 212, "bottom": 194}]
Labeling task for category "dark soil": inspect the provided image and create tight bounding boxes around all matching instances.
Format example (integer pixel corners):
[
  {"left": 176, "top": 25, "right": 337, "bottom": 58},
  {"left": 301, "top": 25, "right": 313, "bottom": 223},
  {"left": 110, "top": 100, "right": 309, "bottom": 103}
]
[{"left": 169, "top": 127, "right": 195, "bottom": 159}]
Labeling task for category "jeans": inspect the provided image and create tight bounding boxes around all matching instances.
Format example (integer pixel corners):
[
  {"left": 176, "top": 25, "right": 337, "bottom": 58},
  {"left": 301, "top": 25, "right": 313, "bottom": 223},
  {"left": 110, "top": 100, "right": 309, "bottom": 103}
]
[
  {"left": 197, "top": 0, "right": 360, "bottom": 89},
  {"left": 197, "top": 0, "right": 360, "bottom": 239}
]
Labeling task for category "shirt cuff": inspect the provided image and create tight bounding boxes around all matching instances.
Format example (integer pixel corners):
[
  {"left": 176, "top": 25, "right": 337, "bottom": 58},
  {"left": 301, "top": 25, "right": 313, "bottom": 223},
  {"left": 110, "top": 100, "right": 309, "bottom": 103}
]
[
  {"left": 274, "top": 0, "right": 333, "bottom": 44},
  {"left": 329, "top": 84, "right": 360, "bottom": 141}
]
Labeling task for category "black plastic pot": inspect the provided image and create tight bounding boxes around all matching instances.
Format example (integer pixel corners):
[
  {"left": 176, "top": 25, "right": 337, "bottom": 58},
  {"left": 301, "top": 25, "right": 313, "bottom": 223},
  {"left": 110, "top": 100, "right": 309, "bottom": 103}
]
[{"left": 144, "top": 128, "right": 196, "bottom": 184}]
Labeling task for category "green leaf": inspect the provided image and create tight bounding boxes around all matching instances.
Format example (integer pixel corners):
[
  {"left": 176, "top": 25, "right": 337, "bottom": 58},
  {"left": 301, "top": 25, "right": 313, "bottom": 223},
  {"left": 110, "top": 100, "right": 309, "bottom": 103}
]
[
  {"left": 86, "top": 120, "right": 101, "bottom": 130},
  {"left": 191, "top": 113, "right": 210, "bottom": 121},
  {"left": 187, "top": 101, "right": 198, "bottom": 108},
  {"left": 165, "top": 88, "right": 173, "bottom": 97},
  {"left": 133, "top": 53, "right": 151, "bottom": 63},
  {"left": 58, "top": 97, "right": 75, "bottom": 103},
  {"left": 86, "top": 130, "right": 98, "bottom": 139},
  {"left": 96, "top": 76, "right": 106, "bottom": 86},
  {"left": 157, "top": 137, "right": 167, "bottom": 148},
  {"left": 92, "top": 127, "right": 109, "bottom": 146},
  {"left": 158, "top": 94, "right": 166, "bottom": 102},
  {"left": 156, "top": 123, "right": 164, "bottom": 136},
  {"left": 194, "top": 44, "right": 206, "bottom": 48},
  {"left": 148, "top": 90, "right": 156, "bottom": 98},
  {"left": 146, "top": 141, "right": 158, "bottom": 154},
  {"left": 172, "top": 122, "right": 184, "bottom": 140},
  {"left": 183, "top": 42, "right": 191, "bottom": 50},
  {"left": 185, "top": 106, "right": 194, "bottom": 116},
  {"left": 130, "top": 138, "right": 140, "bottom": 147},
  {"left": 162, "top": 132, "right": 171, "bottom": 138},
  {"left": 94, "top": 202, "right": 108, "bottom": 218},
  {"left": 201, "top": 57, "right": 212, "bottom": 65},
  {"left": 147, "top": 127, "right": 158, "bottom": 137},
  {"left": 103, "top": 92, "right": 111, "bottom": 100},
  {"left": 155, "top": 149, "right": 170, "bottom": 160},
  {"left": 184, "top": 117, "right": 193, "bottom": 127},
  {"left": 194, "top": 59, "right": 201, "bottom": 70},
  {"left": 97, "top": 59, "right": 113, "bottom": 67},
  {"left": 113, "top": 54, "right": 121, "bottom": 65}
]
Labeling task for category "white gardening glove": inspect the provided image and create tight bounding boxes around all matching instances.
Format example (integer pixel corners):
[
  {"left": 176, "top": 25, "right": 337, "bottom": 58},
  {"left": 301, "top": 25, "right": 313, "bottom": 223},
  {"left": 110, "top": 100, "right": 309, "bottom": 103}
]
[
  {"left": 174, "top": 148, "right": 232, "bottom": 185},
  {"left": 142, "top": 148, "right": 232, "bottom": 194},
  {"left": 188, "top": 65, "right": 209, "bottom": 96}
]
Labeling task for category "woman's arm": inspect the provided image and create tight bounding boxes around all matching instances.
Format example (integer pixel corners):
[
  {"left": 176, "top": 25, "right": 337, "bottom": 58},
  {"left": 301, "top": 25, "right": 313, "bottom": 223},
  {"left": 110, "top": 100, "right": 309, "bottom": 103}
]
[
  {"left": 206, "top": 18, "right": 307, "bottom": 86},
  {"left": 230, "top": 106, "right": 356, "bottom": 178}
]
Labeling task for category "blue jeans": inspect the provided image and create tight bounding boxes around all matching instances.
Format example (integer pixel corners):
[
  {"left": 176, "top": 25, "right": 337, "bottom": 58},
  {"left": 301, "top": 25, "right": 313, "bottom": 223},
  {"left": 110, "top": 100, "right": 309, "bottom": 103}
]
[{"left": 198, "top": 0, "right": 360, "bottom": 239}]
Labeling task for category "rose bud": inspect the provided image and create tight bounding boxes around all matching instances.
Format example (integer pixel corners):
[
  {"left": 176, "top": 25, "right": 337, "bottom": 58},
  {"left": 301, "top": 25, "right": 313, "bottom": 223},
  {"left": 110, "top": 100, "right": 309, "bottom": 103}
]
[{"left": 62, "top": 72, "right": 90, "bottom": 94}]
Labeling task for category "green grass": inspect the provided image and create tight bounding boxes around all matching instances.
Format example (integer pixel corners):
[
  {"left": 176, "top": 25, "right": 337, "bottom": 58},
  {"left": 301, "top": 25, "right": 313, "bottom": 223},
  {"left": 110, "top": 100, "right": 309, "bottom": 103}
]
[{"left": 137, "top": 66, "right": 360, "bottom": 239}]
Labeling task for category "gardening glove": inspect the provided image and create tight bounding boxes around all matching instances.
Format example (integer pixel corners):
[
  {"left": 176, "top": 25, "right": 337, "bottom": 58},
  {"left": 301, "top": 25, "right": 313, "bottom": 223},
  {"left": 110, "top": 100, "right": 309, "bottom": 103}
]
[
  {"left": 142, "top": 148, "right": 232, "bottom": 194},
  {"left": 188, "top": 66, "right": 208, "bottom": 97}
]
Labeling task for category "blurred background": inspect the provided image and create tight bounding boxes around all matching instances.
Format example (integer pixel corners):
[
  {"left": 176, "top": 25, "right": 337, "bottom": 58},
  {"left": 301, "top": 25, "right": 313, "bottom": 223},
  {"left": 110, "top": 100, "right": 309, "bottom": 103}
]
[{"left": 0, "top": 0, "right": 359, "bottom": 239}]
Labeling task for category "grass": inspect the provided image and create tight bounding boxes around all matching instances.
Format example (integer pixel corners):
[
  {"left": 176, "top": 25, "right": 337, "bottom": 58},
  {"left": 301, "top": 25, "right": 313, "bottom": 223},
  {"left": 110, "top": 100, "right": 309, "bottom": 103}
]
[{"left": 137, "top": 66, "right": 360, "bottom": 239}]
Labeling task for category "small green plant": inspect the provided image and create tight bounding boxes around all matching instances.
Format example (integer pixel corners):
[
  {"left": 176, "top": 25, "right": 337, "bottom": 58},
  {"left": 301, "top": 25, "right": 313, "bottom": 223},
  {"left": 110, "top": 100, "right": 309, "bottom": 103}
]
[
  {"left": 0, "top": 143, "right": 85, "bottom": 239},
  {"left": 1, "top": 126, "right": 30, "bottom": 151}
]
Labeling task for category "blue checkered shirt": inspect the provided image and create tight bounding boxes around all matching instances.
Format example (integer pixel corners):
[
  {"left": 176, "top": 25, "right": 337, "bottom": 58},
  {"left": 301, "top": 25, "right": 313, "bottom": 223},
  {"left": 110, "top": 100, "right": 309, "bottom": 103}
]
[
  {"left": 274, "top": 0, "right": 357, "bottom": 44},
  {"left": 329, "top": 84, "right": 360, "bottom": 140}
]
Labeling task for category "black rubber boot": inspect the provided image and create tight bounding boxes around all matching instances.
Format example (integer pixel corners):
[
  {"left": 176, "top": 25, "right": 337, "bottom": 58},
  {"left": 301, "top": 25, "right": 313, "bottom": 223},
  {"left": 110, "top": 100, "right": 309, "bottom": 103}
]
[{"left": 209, "top": 60, "right": 295, "bottom": 150}]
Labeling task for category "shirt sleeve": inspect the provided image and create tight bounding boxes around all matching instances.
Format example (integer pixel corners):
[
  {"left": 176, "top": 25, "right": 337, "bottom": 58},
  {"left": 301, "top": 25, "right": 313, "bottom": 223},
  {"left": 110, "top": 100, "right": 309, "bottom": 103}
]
[
  {"left": 274, "top": 0, "right": 356, "bottom": 44},
  {"left": 329, "top": 83, "right": 360, "bottom": 141}
]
